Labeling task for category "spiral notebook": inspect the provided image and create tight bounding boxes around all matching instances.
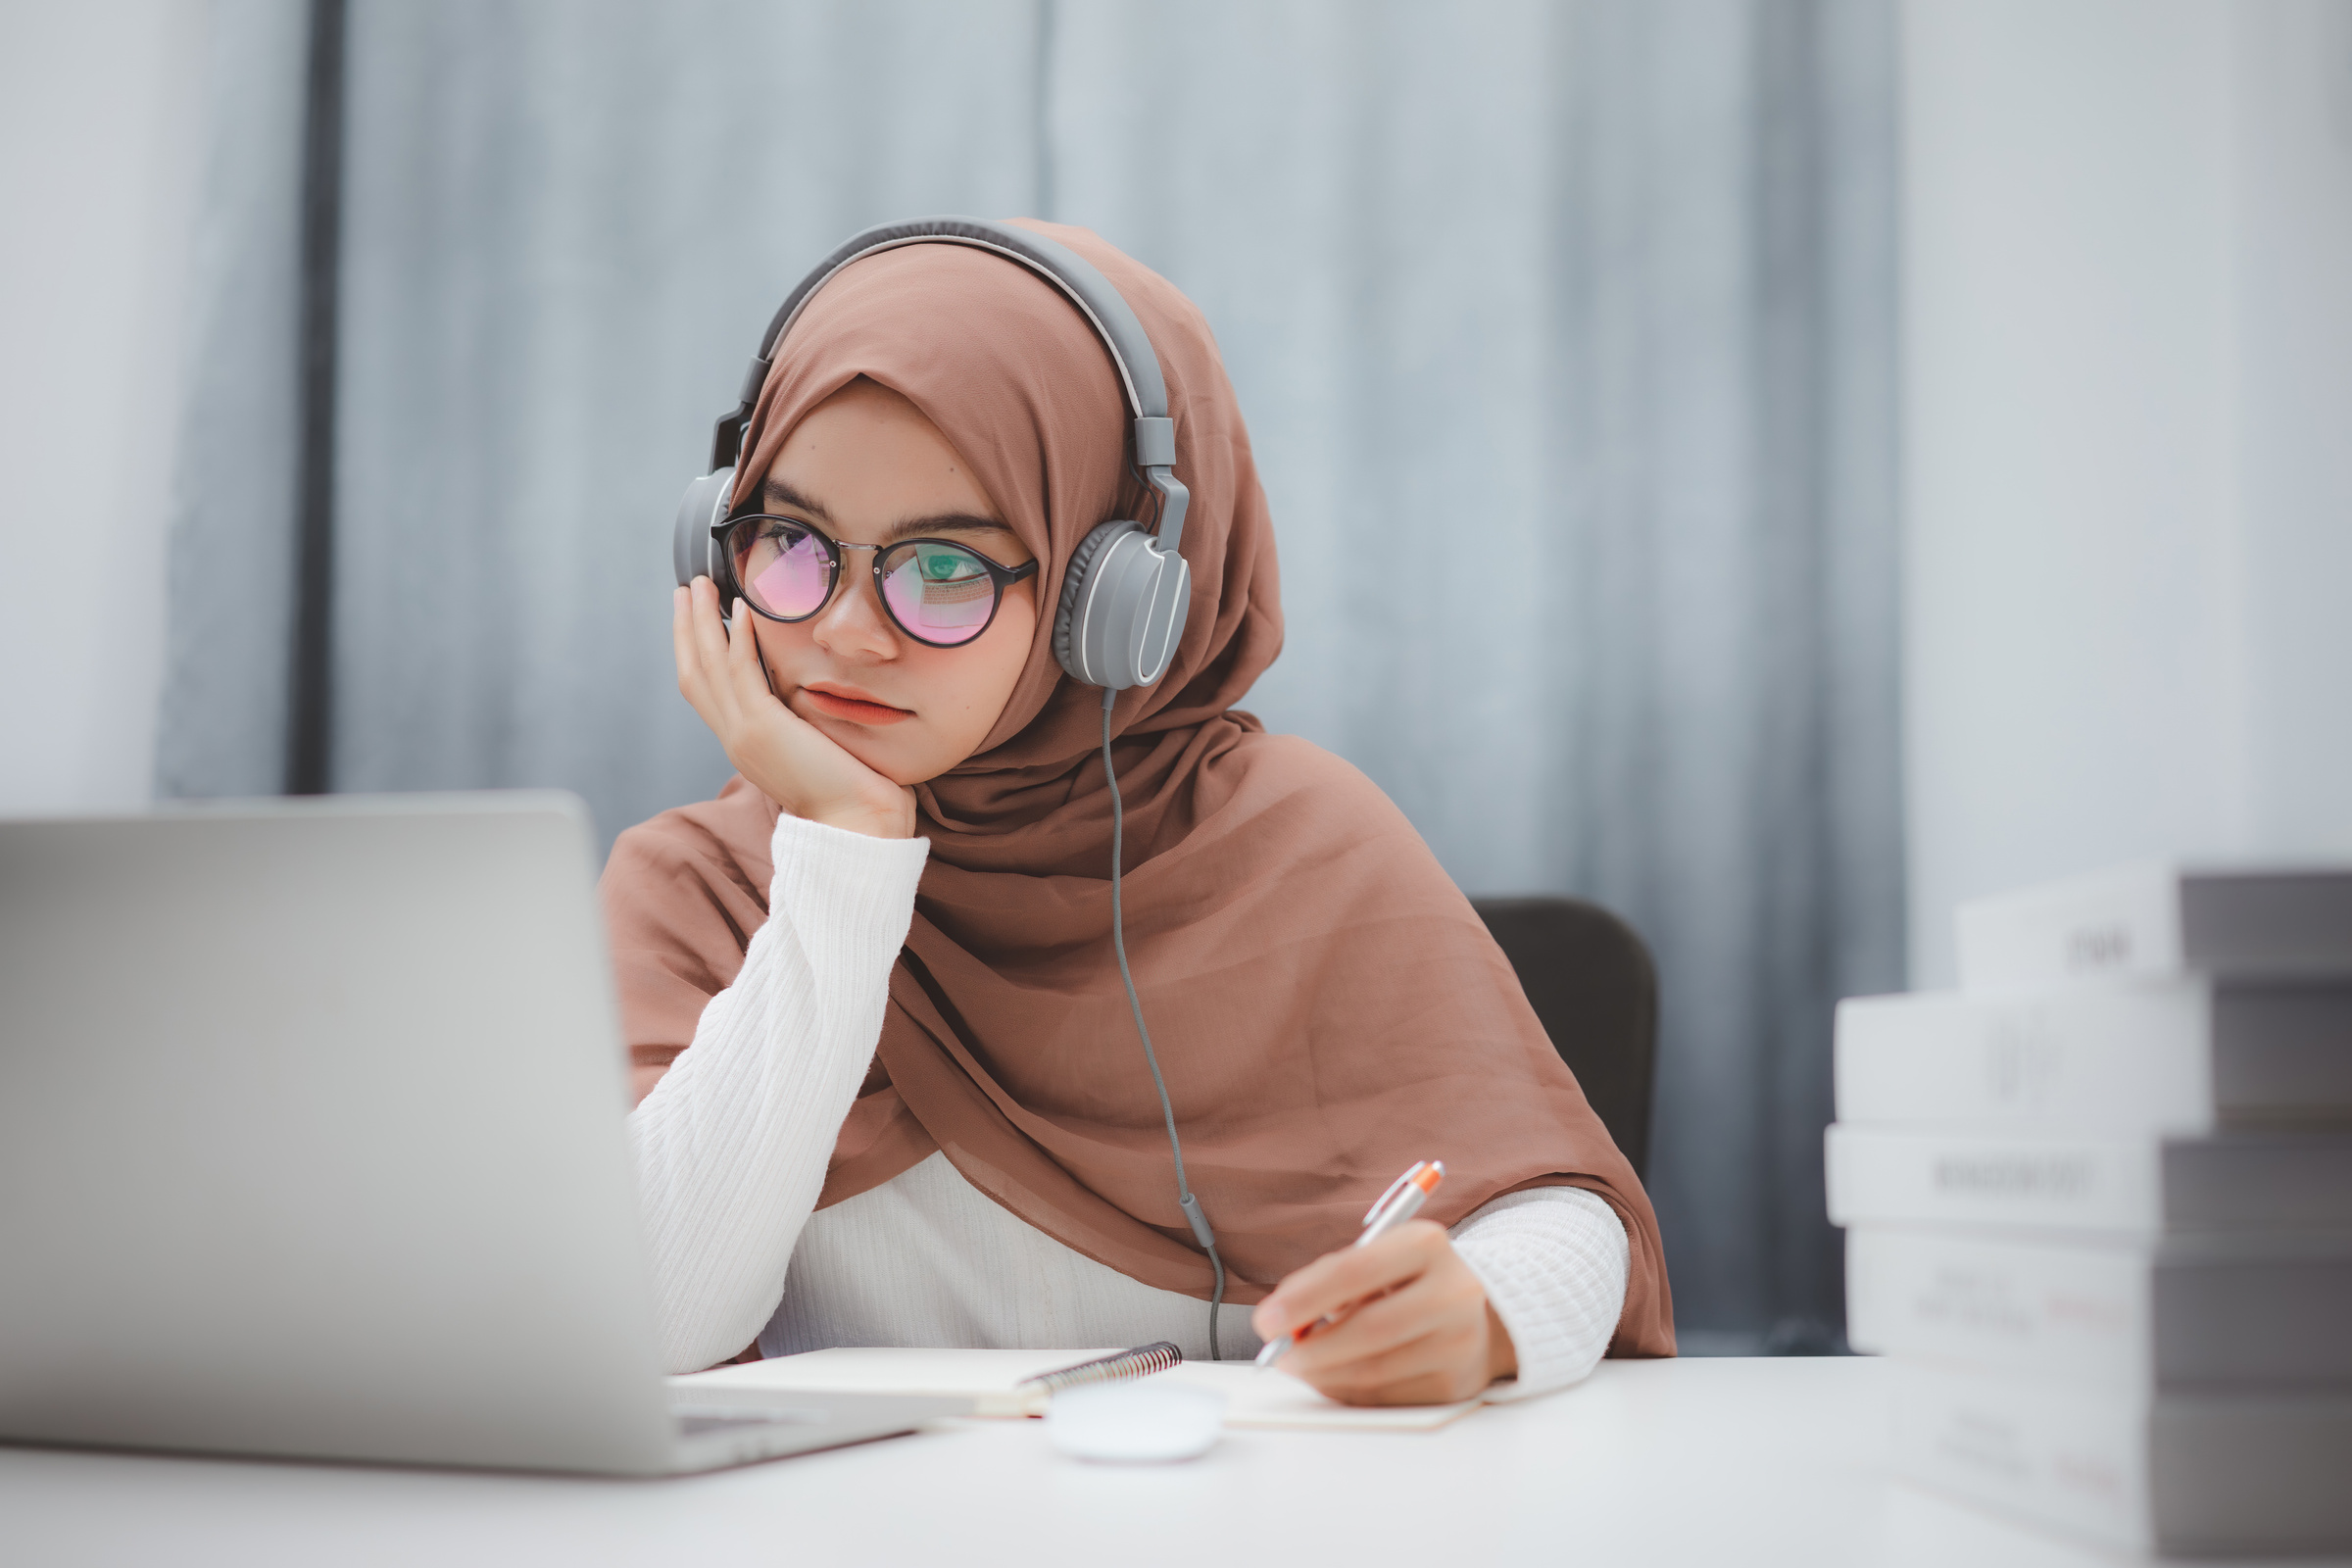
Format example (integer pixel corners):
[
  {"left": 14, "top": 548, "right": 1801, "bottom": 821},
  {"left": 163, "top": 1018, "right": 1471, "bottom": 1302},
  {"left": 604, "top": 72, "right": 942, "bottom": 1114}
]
[{"left": 671, "top": 1347, "right": 1489, "bottom": 1431}]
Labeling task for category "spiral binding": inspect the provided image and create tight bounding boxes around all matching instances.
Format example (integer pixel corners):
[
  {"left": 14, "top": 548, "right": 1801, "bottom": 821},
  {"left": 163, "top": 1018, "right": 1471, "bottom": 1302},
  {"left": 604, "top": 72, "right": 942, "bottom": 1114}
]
[{"left": 1014, "top": 1341, "right": 1184, "bottom": 1401}]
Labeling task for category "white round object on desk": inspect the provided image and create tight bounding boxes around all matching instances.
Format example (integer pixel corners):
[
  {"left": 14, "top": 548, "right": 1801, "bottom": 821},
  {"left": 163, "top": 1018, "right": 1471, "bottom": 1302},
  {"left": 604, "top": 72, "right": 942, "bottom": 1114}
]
[{"left": 1046, "top": 1382, "right": 1226, "bottom": 1463}]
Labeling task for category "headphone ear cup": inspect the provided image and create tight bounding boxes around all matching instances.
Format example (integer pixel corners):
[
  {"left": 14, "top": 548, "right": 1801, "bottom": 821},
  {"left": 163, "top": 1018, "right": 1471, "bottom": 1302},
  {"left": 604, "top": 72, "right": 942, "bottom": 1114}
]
[
  {"left": 672, "top": 468, "right": 736, "bottom": 594},
  {"left": 1053, "top": 520, "right": 1135, "bottom": 685},
  {"left": 1054, "top": 519, "right": 1190, "bottom": 690}
]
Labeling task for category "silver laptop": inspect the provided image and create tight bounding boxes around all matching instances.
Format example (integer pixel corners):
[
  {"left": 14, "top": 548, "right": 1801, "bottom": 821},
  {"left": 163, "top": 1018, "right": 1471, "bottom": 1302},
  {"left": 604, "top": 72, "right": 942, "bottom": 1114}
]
[{"left": 0, "top": 792, "right": 957, "bottom": 1474}]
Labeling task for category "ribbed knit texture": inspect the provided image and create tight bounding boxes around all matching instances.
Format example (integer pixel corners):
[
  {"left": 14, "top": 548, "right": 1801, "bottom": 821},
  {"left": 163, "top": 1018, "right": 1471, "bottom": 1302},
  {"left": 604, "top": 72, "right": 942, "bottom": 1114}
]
[
  {"left": 630, "top": 812, "right": 930, "bottom": 1374},
  {"left": 1451, "top": 1186, "right": 1631, "bottom": 1398},
  {"left": 631, "top": 810, "right": 1632, "bottom": 1392}
]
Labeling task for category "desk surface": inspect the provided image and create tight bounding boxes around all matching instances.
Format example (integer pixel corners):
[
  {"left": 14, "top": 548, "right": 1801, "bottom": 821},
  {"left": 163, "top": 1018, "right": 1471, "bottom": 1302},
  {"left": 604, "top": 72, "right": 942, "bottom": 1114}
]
[{"left": 2, "top": 1357, "right": 2340, "bottom": 1568}]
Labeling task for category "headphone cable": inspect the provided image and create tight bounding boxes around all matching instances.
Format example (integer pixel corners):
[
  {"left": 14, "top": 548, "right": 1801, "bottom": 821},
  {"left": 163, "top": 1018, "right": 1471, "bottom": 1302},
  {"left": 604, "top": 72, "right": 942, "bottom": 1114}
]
[{"left": 1101, "top": 686, "right": 1227, "bottom": 1360}]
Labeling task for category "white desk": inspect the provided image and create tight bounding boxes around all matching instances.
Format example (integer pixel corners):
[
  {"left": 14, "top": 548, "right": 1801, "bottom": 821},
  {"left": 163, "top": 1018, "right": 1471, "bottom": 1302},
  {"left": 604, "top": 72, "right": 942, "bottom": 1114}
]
[{"left": 1, "top": 1357, "right": 2338, "bottom": 1567}]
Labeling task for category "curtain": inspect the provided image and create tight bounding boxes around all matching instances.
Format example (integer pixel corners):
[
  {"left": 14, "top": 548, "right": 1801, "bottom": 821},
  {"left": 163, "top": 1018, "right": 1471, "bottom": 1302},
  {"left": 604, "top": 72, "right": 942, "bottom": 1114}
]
[
  {"left": 153, "top": 0, "right": 309, "bottom": 799},
  {"left": 158, "top": 0, "right": 1900, "bottom": 1348}
]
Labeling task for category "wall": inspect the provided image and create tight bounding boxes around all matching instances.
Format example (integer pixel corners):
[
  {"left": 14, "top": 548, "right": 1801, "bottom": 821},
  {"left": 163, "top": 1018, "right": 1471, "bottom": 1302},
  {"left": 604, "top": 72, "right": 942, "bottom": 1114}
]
[
  {"left": 1901, "top": 0, "right": 2352, "bottom": 984},
  {"left": 0, "top": 2, "right": 208, "bottom": 814}
]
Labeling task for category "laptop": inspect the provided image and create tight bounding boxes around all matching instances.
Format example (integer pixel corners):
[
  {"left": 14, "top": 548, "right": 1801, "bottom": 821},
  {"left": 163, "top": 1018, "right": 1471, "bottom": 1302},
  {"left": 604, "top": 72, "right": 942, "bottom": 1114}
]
[{"left": 0, "top": 792, "right": 959, "bottom": 1474}]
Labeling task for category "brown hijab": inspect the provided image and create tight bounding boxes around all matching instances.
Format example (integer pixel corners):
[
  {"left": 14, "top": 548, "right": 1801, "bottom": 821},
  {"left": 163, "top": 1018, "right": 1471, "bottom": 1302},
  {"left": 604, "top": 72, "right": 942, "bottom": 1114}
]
[{"left": 602, "top": 221, "right": 1673, "bottom": 1355}]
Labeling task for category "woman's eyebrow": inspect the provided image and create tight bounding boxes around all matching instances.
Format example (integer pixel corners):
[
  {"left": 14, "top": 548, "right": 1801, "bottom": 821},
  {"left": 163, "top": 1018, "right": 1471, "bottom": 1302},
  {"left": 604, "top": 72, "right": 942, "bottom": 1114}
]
[
  {"left": 760, "top": 477, "right": 833, "bottom": 523},
  {"left": 875, "top": 513, "right": 1015, "bottom": 543},
  {"left": 760, "top": 478, "right": 1008, "bottom": 542}
]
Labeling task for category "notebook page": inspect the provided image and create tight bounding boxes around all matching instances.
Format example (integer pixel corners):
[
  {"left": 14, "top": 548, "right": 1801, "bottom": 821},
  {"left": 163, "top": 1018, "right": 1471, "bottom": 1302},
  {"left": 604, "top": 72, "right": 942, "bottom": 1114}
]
[{"left": 673, "top": 1348, "right": 1488, "bottom": 1430}]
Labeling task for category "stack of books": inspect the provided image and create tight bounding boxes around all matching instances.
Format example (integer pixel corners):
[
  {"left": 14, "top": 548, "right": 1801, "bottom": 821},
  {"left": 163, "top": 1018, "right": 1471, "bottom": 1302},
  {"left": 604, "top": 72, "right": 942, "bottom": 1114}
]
[{"left": 1827, "top": 862, "right": 2352, "bottom": 1557}]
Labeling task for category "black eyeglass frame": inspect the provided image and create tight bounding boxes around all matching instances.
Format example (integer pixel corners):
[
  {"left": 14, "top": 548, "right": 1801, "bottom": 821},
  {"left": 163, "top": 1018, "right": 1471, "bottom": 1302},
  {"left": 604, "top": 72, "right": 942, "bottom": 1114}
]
[{"left": 712, "top": 513, "right": 1041, "bottom": 649}]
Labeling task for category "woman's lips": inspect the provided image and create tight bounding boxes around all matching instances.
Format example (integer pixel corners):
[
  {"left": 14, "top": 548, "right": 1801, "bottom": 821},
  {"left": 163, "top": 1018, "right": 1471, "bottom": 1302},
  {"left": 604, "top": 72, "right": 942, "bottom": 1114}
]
[{"left": 801, "top": 685, "right": 914, "bottom": 726}]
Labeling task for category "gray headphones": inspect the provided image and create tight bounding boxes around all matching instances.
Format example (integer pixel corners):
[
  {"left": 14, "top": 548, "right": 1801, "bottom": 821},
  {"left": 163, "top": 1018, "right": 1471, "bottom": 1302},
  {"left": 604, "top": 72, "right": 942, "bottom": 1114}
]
[{"left": 671, "top": 216, "right": 1193, "bottom": 692}]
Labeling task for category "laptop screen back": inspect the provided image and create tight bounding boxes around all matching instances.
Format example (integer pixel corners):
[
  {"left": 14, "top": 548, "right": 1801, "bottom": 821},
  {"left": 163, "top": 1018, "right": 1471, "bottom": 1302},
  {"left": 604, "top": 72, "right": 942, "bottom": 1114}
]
[{"left": 0, "top": 794, "right": 673, "bottom": 1472}]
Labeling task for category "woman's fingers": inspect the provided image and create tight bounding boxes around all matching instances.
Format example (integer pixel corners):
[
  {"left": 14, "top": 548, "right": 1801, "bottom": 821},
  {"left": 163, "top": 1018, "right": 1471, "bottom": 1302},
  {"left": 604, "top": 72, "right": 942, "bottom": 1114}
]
[
  {"left": 678, "top": 576, "right": 748, "bottom": 735},
  {"left": 1303, "top": 1329, "right": 1488, "bottom": 1407},
  {"left": 724, "top": 596, "right": 780, "bottom": 711},
  {"left": 673, "top": 583, "right": 726, "bottom": 728},
  {"left": 1278, "top": 1261, "right": 1480, "bottom": 1383},
  {"left": 1254, "top": 1220, "right": 1507, "bottom": 1406},
  {"left": 1253, "top": 1221, "right": 1444, "bottom": 1343},
  {"left": 689, "top": 578, "right": 737, "bottom": 696},
  {"left": 671, "top": 585, "right": 701, "bottom": 704}
]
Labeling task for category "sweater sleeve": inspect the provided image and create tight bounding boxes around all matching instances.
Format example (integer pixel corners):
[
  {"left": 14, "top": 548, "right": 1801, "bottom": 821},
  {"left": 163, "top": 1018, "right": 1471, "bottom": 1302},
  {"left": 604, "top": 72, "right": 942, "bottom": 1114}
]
[
  {"left": 626, "top": 811, "right": 929, "bottom": 1374},
  {"left": 1448, "top": 1185, "right": 1632, "bottom": 1399}
]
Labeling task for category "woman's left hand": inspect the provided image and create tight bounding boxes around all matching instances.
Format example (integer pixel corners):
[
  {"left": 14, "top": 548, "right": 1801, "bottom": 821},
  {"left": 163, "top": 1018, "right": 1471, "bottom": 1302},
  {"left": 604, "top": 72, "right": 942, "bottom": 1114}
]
[
  {"left": 672, "top": 578, "right": 916, "bottom": 839},
  {"left": 1250, "top": 1219, "right": 1516, "bottom": 1405}
]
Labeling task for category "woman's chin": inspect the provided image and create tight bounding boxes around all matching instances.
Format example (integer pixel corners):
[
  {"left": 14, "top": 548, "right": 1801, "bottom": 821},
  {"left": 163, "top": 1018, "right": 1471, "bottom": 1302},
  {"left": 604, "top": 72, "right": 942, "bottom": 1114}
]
[{"left": 823, "top": 726, "right": 929, "bottom": 789}]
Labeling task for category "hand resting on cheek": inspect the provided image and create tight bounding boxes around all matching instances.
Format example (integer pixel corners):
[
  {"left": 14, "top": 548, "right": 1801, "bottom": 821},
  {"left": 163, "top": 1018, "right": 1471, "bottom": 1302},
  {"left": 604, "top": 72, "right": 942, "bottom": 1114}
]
[{"left": 671, "top": 378, "right": 1039, "bottom": 840}]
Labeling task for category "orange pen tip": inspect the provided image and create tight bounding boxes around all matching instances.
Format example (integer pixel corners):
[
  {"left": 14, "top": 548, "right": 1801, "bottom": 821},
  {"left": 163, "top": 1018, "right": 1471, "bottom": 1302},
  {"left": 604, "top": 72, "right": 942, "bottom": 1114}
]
[{"left": 1410, "top": 1160, "right": 1446, "bottom": 1193}]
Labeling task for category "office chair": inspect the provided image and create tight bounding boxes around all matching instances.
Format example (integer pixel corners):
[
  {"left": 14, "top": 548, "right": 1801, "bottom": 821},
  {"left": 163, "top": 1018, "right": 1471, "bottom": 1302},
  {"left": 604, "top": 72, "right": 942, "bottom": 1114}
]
[{"left": 1469, "top": 897, "right": 1658, "bottom": 1181}]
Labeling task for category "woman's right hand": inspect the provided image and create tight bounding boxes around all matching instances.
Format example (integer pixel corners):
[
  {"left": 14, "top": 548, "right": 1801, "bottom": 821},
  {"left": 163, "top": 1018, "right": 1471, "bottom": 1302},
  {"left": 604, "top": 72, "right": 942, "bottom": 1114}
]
[{"left": 673, "top": 577, "right": 916, "bottom": 839}]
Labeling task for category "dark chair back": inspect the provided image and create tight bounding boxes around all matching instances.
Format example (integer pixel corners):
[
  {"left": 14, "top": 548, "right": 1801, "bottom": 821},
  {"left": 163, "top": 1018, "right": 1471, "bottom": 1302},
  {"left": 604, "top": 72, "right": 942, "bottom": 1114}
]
[{"left": 1470, "top": 896, "right": 1658, "bottom": 1180}]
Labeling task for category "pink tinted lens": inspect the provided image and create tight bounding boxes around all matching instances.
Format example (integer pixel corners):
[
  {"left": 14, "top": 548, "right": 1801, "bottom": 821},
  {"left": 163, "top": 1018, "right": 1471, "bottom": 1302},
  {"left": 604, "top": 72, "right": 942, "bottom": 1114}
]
[
  {"left": 880, "top": 542, "right": 994, "bottom": 644},
  {"left": 736, "top": 522, "right": 830, "bottom": 617}
]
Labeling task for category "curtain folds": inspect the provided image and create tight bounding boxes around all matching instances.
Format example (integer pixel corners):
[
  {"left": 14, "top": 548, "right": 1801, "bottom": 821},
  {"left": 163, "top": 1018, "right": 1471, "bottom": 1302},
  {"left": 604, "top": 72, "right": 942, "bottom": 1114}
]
[
  {"left": 159, "top": 0, "right": 1900, "bottom": 1347},
  {"left": 1051, "top": 0, "right": 1900, "bottom": 1350},
  {"left": 153, "top": 0, "right": 310, "bottom": 800}
]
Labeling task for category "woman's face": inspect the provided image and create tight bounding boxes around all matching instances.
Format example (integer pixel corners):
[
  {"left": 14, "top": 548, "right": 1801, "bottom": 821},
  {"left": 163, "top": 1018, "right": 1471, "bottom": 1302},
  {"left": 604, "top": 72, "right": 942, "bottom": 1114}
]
[{"left": 745, "top": 379, "right": 1038, "bottom": 786}]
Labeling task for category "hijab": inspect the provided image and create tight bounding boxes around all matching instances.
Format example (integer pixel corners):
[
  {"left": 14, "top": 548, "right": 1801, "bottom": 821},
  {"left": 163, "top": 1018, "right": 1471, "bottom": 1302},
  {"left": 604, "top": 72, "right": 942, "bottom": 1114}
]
[{"left": 601, "top": 221, "right": 1673, "bottom": 1355}]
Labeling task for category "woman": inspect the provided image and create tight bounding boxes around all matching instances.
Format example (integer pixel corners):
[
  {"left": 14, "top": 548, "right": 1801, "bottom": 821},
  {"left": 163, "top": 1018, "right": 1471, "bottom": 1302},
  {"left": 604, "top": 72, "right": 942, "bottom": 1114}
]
[{"left": 606, "top": 220, "right": 1674, "bottom": 1404}]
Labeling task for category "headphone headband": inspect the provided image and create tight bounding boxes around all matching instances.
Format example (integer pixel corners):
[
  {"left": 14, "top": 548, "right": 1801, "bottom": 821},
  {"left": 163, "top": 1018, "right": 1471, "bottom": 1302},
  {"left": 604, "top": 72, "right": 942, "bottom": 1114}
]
[
  {"left": 709, "top": 218, "right": 1181, "bottom": 550},
  {"left": 762, "top": 222, "right": 1166, "bottom": 416}
]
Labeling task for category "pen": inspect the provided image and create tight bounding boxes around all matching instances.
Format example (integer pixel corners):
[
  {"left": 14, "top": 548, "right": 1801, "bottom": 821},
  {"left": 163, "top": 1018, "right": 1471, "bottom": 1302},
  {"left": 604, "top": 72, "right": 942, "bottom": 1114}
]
[{"left": 1253, "top": 1158, "right": 1446, "bottom": 1369}]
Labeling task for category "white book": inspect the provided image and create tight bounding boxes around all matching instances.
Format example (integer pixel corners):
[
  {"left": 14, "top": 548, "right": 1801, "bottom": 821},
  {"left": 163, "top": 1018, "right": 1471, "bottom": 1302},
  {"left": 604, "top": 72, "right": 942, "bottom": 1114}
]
[
  {"left": 1834, "top": 980, "right": 2352, "bottom": 1131},
  {"left": 1824, "top": 1123, "right": 2352, "bottom": 1235},
  {"left": 1889, "top": 1360, "right": 2352, "bottom": 1555},
  {"left": 1954, "top": 861, "right": 2352, "bottom": 992},
  {"left": 1846, "top": 1225, "right": 2352, "bottom": 1389}
]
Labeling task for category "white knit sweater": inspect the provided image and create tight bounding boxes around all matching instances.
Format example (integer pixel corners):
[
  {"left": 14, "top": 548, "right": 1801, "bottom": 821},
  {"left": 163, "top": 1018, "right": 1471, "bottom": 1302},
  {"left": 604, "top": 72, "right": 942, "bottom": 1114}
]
[{"left": 629, "top": 810, "right": 1630, "bottom": 1397}]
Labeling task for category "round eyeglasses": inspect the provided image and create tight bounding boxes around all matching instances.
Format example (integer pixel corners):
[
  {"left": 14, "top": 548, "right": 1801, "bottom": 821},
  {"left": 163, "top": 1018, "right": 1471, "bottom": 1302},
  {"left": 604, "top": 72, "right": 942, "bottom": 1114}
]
[{"left": 714, "top": 514, "right": 1040, "bottom": 648}]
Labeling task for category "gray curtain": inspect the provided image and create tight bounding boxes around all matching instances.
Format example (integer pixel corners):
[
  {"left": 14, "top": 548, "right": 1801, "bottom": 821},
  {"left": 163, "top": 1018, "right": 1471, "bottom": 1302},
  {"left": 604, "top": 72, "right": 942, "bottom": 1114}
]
[
  {"left": 159, "top": 0, "right": 1900, "bottom": 1348},
  {"left": 154, "top": 0, "right": 309, "bottom": 800}
]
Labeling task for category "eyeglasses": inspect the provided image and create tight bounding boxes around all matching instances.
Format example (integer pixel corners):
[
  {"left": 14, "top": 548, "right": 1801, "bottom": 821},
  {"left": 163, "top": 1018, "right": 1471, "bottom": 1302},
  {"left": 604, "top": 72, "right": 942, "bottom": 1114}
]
[{"left": 714, "top": 514, "right": 1040, "bottom": 648}]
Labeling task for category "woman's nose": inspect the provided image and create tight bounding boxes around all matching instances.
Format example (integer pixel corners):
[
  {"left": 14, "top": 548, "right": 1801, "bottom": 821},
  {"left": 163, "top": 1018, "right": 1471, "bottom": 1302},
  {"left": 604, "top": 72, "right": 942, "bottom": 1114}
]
[{"left": 810, "top": 555, "right": 900, "bottom": 658}]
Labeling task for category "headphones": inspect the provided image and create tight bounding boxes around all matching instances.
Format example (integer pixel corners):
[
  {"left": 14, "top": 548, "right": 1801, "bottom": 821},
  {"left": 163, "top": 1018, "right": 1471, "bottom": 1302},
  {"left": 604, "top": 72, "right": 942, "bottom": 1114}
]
[
  {"left": 671, "top": 216, "right": 1193, "bottom": 692},
  {"left": 669, "top": 218, "right": 1232, "bottom": 1356}
]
